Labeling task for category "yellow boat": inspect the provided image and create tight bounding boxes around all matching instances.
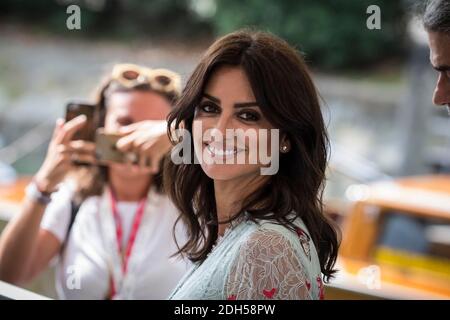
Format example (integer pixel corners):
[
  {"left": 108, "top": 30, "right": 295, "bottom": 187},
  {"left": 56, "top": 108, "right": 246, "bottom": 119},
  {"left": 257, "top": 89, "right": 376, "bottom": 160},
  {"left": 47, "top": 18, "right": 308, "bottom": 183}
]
[{"left": 328, "top": 175, "right": 450, "bottom": 299}]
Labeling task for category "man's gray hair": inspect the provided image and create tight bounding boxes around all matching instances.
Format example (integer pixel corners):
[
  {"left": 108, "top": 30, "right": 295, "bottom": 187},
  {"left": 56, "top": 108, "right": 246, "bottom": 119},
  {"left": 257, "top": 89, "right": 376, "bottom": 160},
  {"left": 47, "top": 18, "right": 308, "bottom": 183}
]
[{"left": 423, "top": 0, "right": 450, "bottom": 34}]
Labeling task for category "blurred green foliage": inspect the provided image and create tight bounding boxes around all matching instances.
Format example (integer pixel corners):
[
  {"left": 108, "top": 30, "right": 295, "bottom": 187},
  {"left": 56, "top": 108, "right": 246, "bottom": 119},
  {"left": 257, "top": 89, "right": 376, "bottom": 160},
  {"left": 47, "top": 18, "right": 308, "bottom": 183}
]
[
  {"left": 0, "top": 0, "right": 211, "bottom": 40},
  {"left": 0, "top": 0, "right": 410, "bottom": 70},
  {"left": 212, "top": 0, "right": 409, "bottom": 70}
]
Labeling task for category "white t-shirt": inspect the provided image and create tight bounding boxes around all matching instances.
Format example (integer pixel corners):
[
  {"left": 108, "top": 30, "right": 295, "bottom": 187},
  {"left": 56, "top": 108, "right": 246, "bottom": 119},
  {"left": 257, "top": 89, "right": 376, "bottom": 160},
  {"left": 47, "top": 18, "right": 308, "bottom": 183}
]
[{"left": 40, "top": 182, "right": 191, "bottom": 300}]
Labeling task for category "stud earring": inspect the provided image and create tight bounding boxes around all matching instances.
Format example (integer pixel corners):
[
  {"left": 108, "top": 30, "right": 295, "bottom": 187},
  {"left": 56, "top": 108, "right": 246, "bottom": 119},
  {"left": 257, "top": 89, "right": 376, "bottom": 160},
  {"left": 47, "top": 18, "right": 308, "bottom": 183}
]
[{"left": 280, "top": 145, "right": 288, "bottom": 153}]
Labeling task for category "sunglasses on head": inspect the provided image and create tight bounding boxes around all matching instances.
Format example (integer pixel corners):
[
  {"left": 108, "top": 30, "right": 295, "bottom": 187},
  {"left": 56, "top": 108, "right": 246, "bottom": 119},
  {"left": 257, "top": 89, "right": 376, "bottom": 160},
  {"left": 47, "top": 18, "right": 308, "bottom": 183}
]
[{"left": 111, "top": 63, "right": 181, "bottom": 99}]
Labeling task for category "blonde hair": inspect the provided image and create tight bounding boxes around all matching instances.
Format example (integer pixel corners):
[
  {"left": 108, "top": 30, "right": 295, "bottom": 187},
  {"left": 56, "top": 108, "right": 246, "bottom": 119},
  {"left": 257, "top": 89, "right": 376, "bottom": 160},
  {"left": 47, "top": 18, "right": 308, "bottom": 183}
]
[{"left": 70, "top": 65, "right": 181, "bottom": 202}]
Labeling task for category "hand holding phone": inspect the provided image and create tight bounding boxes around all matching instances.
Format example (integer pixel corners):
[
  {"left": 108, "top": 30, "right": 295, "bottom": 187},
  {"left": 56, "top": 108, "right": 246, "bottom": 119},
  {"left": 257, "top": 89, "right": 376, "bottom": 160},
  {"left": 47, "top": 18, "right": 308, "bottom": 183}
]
[
  {"left": 34, "top": 116, "right": 97, "bottom": 192},
  {"left": 115, "top": 120, "right": 171, "bottom": 173},
  {"left": 95, "top": 129, "right": 138, "bottom": 165},
  {"left": 65, "top": 102, "right": 97, "bottom": 142}
]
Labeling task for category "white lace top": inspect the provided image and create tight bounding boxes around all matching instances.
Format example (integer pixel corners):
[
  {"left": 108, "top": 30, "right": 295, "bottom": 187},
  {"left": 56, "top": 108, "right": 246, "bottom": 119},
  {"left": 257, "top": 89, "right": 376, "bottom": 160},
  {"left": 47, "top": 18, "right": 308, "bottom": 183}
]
[{"left": 169, "top": 214, "right": 325, "bottom": 300}]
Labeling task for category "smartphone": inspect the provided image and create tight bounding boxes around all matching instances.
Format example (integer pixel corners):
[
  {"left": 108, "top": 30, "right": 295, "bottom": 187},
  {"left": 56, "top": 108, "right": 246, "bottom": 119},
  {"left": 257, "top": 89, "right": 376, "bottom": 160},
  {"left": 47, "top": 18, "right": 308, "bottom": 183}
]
[
  {"left": 65, "top": 102, "right": 97, "bottom": 142},
  {"left": 95, "top": 130, "right": 138, "bottom": 165}
]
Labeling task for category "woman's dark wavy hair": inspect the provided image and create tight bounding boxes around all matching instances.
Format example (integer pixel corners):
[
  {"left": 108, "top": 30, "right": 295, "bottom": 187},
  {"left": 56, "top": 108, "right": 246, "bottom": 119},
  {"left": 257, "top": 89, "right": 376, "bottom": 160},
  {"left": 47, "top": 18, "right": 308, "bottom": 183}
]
[{"left": 164, "top": 29, "right": 339, "bottom": 281}]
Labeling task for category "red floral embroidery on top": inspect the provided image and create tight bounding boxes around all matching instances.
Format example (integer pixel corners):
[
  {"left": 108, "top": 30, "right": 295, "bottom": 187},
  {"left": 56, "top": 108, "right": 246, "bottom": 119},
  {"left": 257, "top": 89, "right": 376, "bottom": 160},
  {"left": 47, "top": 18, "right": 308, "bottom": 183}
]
[
  {"left": 295, "top": 227, "right": 311, "bottom": 261},
  {"left": 227, "top": 295, "right": 237, "bottom": 300},
  {"left": 305, "top": 279, "right": 311, "bottom": 291},
  {"left": 262, "top": 288, "right": 276, "bottom": 299},
  {"left": 316, "top": 276, "right": 325, "bottom": 300}
]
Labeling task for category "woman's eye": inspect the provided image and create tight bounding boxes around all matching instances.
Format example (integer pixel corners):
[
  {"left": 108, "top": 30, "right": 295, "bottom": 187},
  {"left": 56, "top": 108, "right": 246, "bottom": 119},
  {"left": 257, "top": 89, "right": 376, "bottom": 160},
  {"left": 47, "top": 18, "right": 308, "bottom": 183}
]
[
  {"left": 116, "top": 116, "right": 133, "bottom": 126},
  {"left": 238, "top": 111, "right": 260, "bottom": 121},
  {"left": 198, "top": 103, "right": 219, "bottom": 114}
]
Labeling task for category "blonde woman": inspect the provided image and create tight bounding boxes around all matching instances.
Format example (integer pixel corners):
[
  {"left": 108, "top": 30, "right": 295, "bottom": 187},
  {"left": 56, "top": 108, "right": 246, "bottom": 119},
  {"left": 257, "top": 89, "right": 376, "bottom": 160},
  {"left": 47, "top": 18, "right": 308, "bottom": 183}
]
[{"left": 0, "top": 64, "right": 190, "bottom": 299}]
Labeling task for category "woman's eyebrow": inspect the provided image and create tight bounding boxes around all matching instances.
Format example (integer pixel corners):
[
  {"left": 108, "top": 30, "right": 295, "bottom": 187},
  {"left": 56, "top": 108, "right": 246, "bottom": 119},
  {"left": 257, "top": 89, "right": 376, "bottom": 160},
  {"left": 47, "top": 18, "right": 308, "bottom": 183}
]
[
  {"left": 234, "top": 102, "right": 259, "bottom": 108},
  {"left": 202, "top": 93, "right": 220, "bottom": 103},
  {"left": 202, "top": 92, "right": 258, "bottom": 108}
]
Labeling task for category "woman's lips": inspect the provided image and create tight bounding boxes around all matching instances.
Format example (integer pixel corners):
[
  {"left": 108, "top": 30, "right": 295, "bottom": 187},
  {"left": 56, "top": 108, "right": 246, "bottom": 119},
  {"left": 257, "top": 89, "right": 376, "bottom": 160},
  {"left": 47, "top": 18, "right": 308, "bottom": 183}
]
[{"left": 203, "top": 142, "right": 245, "bottom": 159}]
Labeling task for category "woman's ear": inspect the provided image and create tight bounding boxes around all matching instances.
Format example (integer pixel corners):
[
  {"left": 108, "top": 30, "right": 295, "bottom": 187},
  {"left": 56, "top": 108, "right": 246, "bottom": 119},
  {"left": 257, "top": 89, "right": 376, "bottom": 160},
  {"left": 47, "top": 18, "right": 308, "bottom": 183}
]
[{"left": 280, "top": 134, "right": 291, "bottom": 153}]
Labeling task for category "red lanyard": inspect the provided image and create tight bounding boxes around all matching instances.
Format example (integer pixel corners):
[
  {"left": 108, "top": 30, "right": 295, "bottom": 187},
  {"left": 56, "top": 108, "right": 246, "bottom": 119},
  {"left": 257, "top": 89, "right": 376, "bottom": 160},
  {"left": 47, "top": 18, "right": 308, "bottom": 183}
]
[{"left": 108, "top": 188, "right": 147, "bottom": 298}]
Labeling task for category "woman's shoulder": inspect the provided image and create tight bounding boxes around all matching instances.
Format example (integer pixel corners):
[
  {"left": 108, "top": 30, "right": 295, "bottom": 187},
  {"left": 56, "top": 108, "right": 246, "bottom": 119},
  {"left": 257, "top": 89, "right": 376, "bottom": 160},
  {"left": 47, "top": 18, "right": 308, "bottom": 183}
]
[
  {"left": 236, "top": 215, "right": 315, "bottom": 262},
  {"left": 235, "top": 219, "right": 290, "bottom": 250},
  {"left": 226, "top": 217, "right": 323, "bottom": 300},
  {"left": 72, "top": 194, "right": 102, "bottom": 223},
  {"left": 242, "top": 215, "right": 309, "bottom": 240}
]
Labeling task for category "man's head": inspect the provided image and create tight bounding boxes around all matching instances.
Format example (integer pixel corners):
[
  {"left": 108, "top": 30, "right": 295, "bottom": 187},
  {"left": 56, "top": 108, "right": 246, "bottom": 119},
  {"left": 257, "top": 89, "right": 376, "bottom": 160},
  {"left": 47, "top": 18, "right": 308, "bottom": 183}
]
[{"left": 424, "top": 0, "right": 450, "bottom": 112}]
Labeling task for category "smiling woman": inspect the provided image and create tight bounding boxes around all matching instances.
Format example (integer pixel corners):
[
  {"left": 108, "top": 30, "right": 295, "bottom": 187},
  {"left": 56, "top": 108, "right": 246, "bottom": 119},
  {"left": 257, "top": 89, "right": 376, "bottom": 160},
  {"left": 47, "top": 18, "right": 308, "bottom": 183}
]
[
  {"left": 192, "top": 66, "right": 281, "bottom": 178},
  {"left": 164, "top": 29, "right": 340, "bottom": 300}
]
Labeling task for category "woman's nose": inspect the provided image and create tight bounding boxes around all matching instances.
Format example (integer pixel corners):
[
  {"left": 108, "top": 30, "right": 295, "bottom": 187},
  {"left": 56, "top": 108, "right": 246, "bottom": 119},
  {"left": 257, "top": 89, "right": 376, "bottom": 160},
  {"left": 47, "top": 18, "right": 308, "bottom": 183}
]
[{"left": 210, "top": 114, "right": 232, "bottom": 136}]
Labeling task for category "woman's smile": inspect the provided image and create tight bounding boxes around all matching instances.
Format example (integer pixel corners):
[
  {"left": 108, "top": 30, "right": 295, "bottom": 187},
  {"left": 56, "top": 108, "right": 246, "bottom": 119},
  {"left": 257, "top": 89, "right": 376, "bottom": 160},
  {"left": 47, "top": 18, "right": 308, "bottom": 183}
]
[{"left": 203, "top": 140, "right": 246, "bottom": 160}]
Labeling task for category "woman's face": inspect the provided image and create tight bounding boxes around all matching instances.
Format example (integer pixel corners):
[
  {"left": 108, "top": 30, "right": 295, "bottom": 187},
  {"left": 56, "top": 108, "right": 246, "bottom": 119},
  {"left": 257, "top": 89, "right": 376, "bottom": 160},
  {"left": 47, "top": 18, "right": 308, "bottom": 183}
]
[
  {"left": 105, "top": 90, "right": 171, "bottom": 175},
  {"left": 192, "top": 66, "right": 279, "bottom": 181},
  {"left": 105, "top": 90, "right": 171, "bottom": 131}
]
